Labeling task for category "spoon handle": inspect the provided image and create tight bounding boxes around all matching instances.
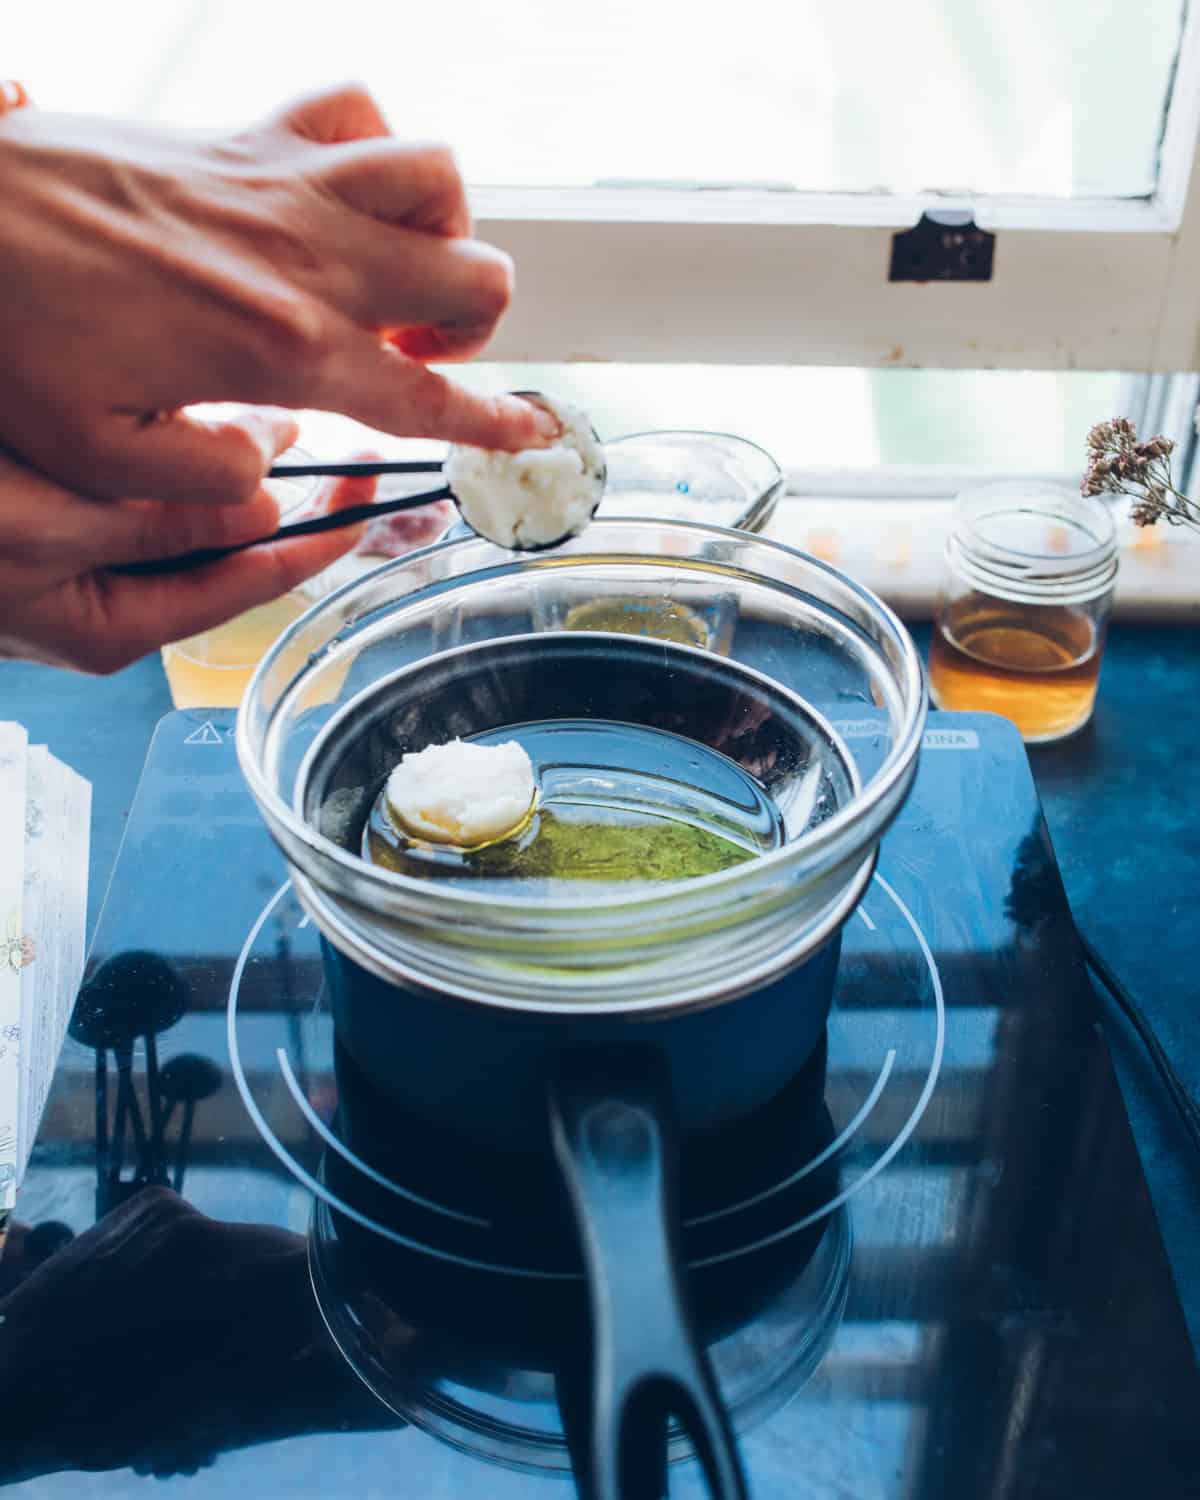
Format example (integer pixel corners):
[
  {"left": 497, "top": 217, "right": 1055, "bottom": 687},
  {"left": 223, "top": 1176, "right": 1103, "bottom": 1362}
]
[
  {"left": 268, "top": 459, "right": 444, "bottom": 479},
  {"left": 110, "top": 485, "right": 454, "bottom": 577}
]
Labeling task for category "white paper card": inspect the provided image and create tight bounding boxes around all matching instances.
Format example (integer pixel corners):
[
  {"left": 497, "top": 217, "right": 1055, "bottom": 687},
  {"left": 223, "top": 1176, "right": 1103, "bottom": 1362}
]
[
  {"left": 19, "top": 748, "right": 91, "bottom": 1178},
  {"left": 0, "top": 724, "right": 29, "bottom": 1213}
]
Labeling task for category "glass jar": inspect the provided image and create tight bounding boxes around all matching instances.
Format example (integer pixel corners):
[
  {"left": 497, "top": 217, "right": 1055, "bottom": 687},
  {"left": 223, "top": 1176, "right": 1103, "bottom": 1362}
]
[
  {"left": 237, "top": 520, "right": 926, "bottom": 1011},
  {"left": 928, "top": 482, "right": 1118, "bottom": 743}
]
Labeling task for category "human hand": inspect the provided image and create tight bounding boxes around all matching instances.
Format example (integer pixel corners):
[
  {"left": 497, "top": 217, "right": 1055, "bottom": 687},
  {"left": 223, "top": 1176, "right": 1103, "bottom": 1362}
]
[
  {"left": 0, "top": 1187, "right": 394, "bottom": 1481},
  {"left": 0, "top": 84, "right": 556, "bottom": 509},
  {"left": 0, "top": 414, "right": 378, "bottom": 673}
]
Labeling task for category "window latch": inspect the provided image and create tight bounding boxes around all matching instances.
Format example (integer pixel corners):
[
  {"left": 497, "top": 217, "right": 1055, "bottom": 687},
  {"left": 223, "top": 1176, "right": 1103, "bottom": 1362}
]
[{"left": 889, "top": 210, "right": 995, "bottom": 282}]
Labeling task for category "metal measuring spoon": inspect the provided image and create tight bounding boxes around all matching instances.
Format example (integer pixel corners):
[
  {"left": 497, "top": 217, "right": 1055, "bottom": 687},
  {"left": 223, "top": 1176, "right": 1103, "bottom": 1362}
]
[{"left": 113, "top": 392, "right": 605, "bottom": 576}]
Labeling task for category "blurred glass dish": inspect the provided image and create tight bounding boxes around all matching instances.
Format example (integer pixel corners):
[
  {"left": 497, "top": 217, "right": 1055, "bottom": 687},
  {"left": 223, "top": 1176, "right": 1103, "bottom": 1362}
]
[
  {"left": 160, "top": 450, "right": 323, "bottom": 710},
  {"left": 159, "top": 449, "right": 454, "bottom": 709},
  {"left": 527, "top": 431, "right": 783, "bottom": 654},
  {"left": 302, "top": 469, "right": 457, "bottom": 600},
  {"left": 597, "top": 430, "right": 783, "bottom": 532}
]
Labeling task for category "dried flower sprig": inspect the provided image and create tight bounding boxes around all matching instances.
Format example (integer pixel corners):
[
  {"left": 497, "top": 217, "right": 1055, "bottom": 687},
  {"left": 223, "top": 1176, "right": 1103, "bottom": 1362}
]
[{"left": 1082, "top": 417, "right": 1200, "bottom": 530}]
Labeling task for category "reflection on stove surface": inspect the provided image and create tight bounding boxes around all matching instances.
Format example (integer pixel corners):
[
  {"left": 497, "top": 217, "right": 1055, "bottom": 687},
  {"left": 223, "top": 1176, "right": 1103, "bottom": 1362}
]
[
  {"left": 307, "top": 1033, "right": 851, "bottom": 1475},
  {"left": 5, "top": 711, "right": 1200, "bottom": 1498},
  {"left": 0, "top": 1186, "right": 395, "bottom": 1483}
]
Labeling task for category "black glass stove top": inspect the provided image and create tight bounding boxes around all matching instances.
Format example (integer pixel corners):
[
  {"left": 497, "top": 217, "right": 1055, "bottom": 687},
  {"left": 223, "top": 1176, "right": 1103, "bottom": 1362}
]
[{"left": 3, "top": 708, "right": 1198, "bottom": 1498}]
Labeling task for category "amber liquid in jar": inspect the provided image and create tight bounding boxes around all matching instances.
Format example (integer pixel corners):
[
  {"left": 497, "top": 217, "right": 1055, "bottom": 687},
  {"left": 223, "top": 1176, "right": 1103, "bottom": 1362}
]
[
  {"left": 161, "top": 592, "right": 314, "bottom": 709},
  {"left": 929, "top": 596, "right": 1103, "bottom": 742}
]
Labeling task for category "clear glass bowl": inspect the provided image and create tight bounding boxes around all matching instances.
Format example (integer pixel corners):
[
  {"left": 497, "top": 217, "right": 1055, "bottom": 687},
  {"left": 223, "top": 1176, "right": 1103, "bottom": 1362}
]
[
  {"left": 598, "top": 430, "right": 783, "bottom": 531},
  {"left": 237, "top": 521, "right": 925, "bottom": 1011}
]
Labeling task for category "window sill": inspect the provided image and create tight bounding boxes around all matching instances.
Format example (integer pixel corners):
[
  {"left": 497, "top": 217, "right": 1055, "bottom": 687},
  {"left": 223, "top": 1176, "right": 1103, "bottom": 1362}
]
[{"left": 765, "top": 494, "right": 1200, "bottom": 625}]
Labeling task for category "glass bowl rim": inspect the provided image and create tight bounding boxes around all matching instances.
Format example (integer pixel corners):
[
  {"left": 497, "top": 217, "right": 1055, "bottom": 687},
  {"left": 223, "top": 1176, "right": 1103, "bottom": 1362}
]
[
  {"left": 236, "top": 518, "right": 925, "bottom": 917},
  {"left": 604, "top": 426, "right": 782, "bottom": 468}
]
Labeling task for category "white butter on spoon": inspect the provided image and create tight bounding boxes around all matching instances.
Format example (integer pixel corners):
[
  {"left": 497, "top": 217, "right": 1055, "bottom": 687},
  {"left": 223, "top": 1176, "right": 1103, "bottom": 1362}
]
[
  {"left": 444, "top": 394, "right": 605, "bottom": 551},
  {"left": 385, "top": 739, "right": 537, "bottom": 847}
]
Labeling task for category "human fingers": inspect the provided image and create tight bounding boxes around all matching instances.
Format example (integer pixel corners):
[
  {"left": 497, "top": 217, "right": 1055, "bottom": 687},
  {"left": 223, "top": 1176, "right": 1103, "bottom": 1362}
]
[
  {"left": 269, "top": 84, "right": 476, "bottom": 253},
  {"left": 0, "top": 80, "right": 30, "bottom": 114},
  {"left": 317, "top": 137, "right": 471, "bottom": 239},
  {"left": 316, "top": 340, "right": 560, "bottom": 450},
  {"left": 267, "top": 82, "right": 392, "bottom": 146},
  {"left": 387, "top": 319, "right": 500, "bottom": 362},
  {"left": 0, "top": 453, "right": 283, "bottom": 585},
  {"left": 77, "top": 469, "right": 377, "bottom": 671},
  {"left": 0, "top": 457, "right": 249, "bottom": 578},
  {"left": 90, "top": 490, "right": 283, "bottom": 570},
  {"left": 303, "top": 215, "right": 509, "bottom": 340},
  {"left": 64, "top": 407, "right": 299, "bottom": 507}
]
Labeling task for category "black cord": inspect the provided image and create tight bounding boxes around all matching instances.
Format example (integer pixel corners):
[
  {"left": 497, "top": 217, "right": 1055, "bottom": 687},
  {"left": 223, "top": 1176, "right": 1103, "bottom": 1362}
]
[{"left": 1078, "top": 928, "right": 1200, "bottom": 1156}]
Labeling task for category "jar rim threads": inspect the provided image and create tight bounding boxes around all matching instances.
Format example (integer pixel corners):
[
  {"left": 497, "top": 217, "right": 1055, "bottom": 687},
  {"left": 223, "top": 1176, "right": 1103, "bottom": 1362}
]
[{"left": 947, "top": 481, "right": 1118, "bottom": 606}]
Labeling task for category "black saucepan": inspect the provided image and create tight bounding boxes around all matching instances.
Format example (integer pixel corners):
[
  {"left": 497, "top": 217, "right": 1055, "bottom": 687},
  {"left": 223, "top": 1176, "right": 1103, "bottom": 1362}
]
[
  {"left": 295, "top": 637, "right": 868, "bottom": 1500},
  {"left": 317, "top": 1033, "right": 841, "bottom": 1494}
]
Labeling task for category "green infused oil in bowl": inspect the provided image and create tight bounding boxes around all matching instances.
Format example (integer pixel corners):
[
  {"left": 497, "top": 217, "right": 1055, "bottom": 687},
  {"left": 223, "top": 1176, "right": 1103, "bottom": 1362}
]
[
  {"left": 559, "top": 597, "right": 710, "bottom": 649},
  {"left": 365, "top": 719, "right": 780, "bottom": 894}
]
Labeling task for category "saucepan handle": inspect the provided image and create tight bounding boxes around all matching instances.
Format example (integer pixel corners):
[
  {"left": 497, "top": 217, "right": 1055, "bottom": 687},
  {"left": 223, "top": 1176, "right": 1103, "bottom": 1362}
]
[{"left": 548, "top": 1048, "right": 749, "bottom": 1500}]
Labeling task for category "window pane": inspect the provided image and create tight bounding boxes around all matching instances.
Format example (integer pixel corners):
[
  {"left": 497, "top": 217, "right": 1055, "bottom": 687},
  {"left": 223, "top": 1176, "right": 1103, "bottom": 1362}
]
[
  {"left": 10, "top": 1, "right": 1186, "bottom": 199},
  {"left": 265, "top": 368, "right": 1118, "bottom": 483},
  {"left": 430, "top": 365, "right": 1124, "bottom": 472}
]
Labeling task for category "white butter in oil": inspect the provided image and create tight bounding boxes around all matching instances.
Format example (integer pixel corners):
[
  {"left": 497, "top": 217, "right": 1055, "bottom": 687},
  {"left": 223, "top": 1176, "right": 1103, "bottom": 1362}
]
[{"left": 385, "top": 739, "right": 536, "bottom": 847}]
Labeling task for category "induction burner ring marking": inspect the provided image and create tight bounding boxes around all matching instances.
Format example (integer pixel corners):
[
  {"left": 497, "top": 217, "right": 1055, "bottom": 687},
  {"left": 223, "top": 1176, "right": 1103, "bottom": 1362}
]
[
  {"left": 275, "top": 1046, "right": 491, "bottom": 1229},
  {"left": 684, "top": 1047, "right": 896, "bottom": 1229},
  {"left": 230, "top": 873, "right": 943, "bottom": 1280},
  {"left": 856, "top": 903, "right": 877, "bottom": 931},
  {"left": 228, "top": 886, "right": 571, "bottom": 1279},
  {"left": 688, "top": 872, "right": 946, "bottom": 1271}
]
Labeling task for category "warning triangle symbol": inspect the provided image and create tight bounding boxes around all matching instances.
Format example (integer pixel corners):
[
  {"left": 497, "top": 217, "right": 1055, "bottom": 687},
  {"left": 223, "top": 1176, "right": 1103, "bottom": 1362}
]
[{"left": 184, "top": 721, "right": 225, "bottom": 746}]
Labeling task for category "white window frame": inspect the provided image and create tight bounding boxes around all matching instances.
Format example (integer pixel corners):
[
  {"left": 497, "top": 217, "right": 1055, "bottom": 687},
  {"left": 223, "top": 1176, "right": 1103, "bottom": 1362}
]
[{"left": 474, "top": 6, "right": 1200, "bottom": 372}]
